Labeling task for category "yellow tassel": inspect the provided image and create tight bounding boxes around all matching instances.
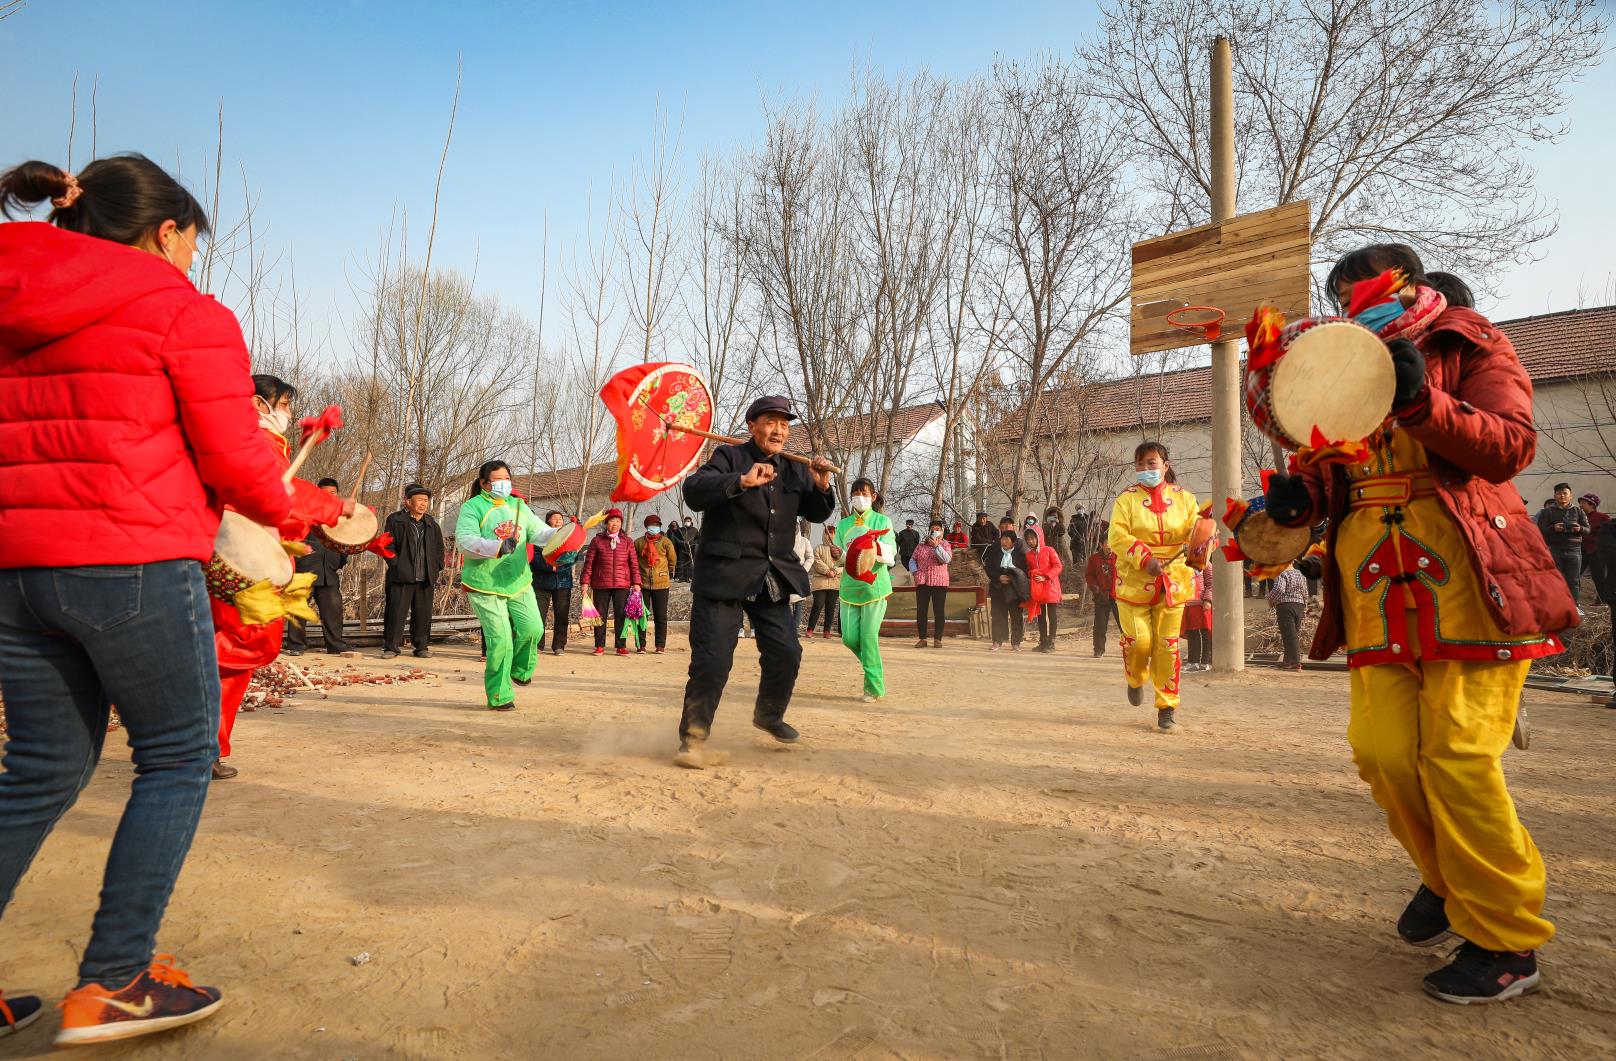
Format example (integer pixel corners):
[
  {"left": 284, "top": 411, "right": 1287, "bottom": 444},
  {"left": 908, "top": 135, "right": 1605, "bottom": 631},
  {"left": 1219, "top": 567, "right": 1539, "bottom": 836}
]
[{"left": 231, "top": 572, "right": 318, "bottom": 625}]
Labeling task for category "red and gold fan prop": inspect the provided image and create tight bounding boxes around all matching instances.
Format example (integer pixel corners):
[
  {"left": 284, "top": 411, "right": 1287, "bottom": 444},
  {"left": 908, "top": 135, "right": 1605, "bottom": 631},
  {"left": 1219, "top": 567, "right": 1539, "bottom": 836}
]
[{"left": 600, "top": 362, "right": 840, "bottom": 504}]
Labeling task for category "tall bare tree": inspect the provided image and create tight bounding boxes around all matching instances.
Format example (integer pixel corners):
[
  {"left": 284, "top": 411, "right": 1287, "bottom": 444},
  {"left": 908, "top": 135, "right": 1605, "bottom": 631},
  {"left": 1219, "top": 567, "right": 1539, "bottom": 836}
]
[{"left": 619, "top": 107, "right": 686, "bottom": 364}]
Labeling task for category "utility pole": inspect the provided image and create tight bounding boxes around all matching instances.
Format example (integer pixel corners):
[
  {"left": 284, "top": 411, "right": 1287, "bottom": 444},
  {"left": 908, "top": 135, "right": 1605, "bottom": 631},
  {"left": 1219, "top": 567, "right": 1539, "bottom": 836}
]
[{"left": 1209, "top": 35, "right": 1245, "bottom": 673}]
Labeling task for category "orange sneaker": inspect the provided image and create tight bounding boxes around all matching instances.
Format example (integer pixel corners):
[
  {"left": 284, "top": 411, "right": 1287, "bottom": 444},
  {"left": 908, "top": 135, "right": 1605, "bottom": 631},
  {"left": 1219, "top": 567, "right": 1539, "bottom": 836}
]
[{"left": 54, "top": 955, "right": 222, "bottom": 1047}]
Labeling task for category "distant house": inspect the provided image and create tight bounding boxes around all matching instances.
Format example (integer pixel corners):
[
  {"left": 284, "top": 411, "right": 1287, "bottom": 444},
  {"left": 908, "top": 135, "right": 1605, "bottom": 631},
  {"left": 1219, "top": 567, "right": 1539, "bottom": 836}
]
[
  {"left": 987, "top": 305, "right": 1616, "bottom": 517},
  {"left": 786, "top": 400, "right": 975, "bottom": 525}
]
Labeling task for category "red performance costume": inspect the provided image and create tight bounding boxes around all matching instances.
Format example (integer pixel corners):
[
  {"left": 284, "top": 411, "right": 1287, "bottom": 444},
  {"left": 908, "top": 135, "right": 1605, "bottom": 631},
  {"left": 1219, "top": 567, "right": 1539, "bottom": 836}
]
[{"left": 212, "top": 428, "right": 344, "bottom": 758}]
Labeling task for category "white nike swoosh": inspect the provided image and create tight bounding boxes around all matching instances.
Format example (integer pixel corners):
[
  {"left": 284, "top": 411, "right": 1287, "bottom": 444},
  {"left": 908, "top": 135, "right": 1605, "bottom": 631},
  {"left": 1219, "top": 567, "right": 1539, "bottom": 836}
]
[{"left": 103, "top": 995, "right": 156, "bottom": 1019}]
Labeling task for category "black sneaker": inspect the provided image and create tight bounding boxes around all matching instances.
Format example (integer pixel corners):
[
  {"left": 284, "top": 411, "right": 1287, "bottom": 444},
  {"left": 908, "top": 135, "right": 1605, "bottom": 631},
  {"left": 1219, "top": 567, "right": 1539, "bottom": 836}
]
[
  {"left": 753, "top": 719, "right": 799, "bottom": 744},
  {"left": 1423, "top": 942, "right": 1539, "bottom": 1004},
  {"left": 1397, "top": 884, "right": 1453, "bottom": 947},
  {"left": 381, "top": 650, "right": 399, "bottom": 659},
  {"left": 413, "top": 648, "right": 432, "bottom": 658},
  {"left": 1156, "top": 707, "right": 1176, "bottom": 731},
  {"left": 1, "top": 991, "right": 44, "bottom": 1038},
  {"left": 1128, "top": 685, "right": 1144, "bottom": 707},
  {"left": 674, "top": 738, "right": 705, "bottom": 770}
]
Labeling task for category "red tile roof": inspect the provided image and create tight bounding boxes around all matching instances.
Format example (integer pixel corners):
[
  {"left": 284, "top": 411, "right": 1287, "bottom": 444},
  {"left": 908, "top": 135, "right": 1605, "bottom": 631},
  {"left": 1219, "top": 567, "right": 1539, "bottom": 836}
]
[
  {"left": 993, "top": 305, "right": 1616, "bottom": 441},
  {"left": 785, "top": 401, "right": 946, "bottom": 454}
]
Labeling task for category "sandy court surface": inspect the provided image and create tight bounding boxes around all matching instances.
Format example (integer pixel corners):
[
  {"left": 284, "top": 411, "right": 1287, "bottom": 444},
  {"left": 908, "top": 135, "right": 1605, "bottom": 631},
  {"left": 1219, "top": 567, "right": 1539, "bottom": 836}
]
[{"left": 4, "top": 632, "right": 1615, "bottom": 1059}]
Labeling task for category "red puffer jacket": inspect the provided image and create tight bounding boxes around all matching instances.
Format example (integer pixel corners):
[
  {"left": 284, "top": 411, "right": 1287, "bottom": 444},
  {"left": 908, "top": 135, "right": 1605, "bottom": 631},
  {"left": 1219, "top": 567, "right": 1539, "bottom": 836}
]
[
  {"left": 1296, "top": 306, "right": 1578, "bottom": 658},
  {"left": 0, "top": 222, "right": 290, "bottom": 566},
  {"left": 1022, "top": 526, "right": 1064, "bottom": 616},
  {"left": 580, "top": 531, "right": 640, "bottom": 589}
]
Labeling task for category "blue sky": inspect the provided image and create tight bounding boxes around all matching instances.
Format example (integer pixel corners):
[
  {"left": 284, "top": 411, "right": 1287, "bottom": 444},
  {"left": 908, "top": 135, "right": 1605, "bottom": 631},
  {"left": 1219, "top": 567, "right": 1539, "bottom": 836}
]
[{"left": 3, "top": 0, "right": 1611, "bottom": 351}]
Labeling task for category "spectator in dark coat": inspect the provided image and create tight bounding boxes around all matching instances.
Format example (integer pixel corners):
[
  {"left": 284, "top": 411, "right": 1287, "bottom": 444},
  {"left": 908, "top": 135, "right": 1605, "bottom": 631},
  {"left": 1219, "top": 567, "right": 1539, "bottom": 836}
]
[
  {"left": 285, "top": 477, "right": 349, "bottom": 655},
  {"left": 1068, "top": 505, "right": 1090, "bottom": 557},
  {"left": 382, "top": 484, "right": 445, "bottom": 658},
  {"left": 1580, "top": 493, "right": 1609, "bottom": 577},
  {"left": 1592, "top": 519, "right": 1616, "bottom": 709},
  {"left": 982, "top": 529, "right": 1029, "bottom": 650},
  {"left": 969, "top": 511, "right": 997, "bottom": 561},
  {"left": 895, "top": 519, "right": 921, "bottom": 569},
  {"left": 1537, "top": 482, "right": 1590, "bottom": 603},
  {"left": 530, "top": 509, "right": 580, "bottom": 654},
  {"left": 1084, "top": 543, "right": 1117, "bottom": 658}
]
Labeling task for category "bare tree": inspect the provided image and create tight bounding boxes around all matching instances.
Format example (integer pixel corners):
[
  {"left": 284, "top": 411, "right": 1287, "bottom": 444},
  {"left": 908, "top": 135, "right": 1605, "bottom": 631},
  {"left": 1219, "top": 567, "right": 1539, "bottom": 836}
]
[
  {"left": 1084, "top": 0, "right": 1607, "bottom": 289},
  {"left": 987, "top": 56, "right": 1135, "bottom": 516},
  {"left": 686, "top": 154, "right": 761, "bottom": 434},
  {"left": 619, "top": 107, "right": 686, "bottom": 364},
  {"left": 559, "top": 191, "right": 625, "bottom": 515}
]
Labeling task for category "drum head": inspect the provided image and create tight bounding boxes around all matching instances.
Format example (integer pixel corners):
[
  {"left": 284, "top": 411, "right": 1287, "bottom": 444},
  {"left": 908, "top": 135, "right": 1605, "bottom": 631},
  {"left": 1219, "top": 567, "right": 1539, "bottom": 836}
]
[
  {"left": 215, "top": 511, "right": 293, "bottom": 587},
  {"left": 1236, "top": 512, "right": 1313, "bottom": 566},
  {"left": 1270, "top": 320, "right": 1395, "bottom": 447},
  {"left": 542, "top": 521, "right": 587, "bottom": 562},
  {"left": 319, "top": 505, "right": 378, "bottom": 547}
]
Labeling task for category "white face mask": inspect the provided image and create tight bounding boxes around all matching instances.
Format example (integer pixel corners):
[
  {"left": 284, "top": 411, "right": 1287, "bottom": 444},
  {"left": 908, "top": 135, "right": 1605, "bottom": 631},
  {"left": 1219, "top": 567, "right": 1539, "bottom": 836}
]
[
  {"left": 256, "top": 403, "right": 291, "bottom": 436},
  {"left": 930, "top": 528, "right": 943, "bottom": 539},
  {"left": 850, "top": 495, "right": 873, "bottom": 513},
  {"left": 647, "top": 527, "right": 661, "bottom": 537},
  {"left": 489, "top": 479, "right": 513, "bottom": 499}
]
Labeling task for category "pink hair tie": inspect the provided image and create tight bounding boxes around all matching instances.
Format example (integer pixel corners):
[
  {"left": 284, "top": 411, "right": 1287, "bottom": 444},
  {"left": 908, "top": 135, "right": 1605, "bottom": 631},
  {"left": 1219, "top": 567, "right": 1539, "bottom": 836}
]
[{"left": 51, "top": 173, "right": 83, "bottom": 209}]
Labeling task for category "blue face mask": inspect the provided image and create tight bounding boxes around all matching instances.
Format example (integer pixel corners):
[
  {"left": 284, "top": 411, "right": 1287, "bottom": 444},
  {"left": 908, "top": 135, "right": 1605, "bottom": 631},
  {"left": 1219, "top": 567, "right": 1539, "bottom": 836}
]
[
  {"left": 489, "top": 479, "right": 513, "bottom": 499},
  {"left": 1137, "top": 469, "right": 1164, "bottom": 489},
  {"left": 1353, "top": 300, "right": 1405, "bottom": 334}
]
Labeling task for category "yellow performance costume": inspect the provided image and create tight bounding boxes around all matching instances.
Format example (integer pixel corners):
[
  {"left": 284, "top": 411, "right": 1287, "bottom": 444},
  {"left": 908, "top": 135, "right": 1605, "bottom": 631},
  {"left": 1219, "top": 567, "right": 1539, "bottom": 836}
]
[
  {"left": 1339, "top": 427, "right": 1558, "bottom": 953},
  {"left": 1108, "top": 481, "right": 1199, "bottom": 709}
]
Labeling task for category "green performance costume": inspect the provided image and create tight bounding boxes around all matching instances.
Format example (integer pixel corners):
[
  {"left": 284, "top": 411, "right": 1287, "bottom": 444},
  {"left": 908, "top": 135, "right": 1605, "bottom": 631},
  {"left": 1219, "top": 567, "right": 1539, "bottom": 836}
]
[
  {"left": 456, "top": 492, "right": 558, "bottom": 708},
  {"left": 834, "top": 510, "right": 894, "bottom": 699}
]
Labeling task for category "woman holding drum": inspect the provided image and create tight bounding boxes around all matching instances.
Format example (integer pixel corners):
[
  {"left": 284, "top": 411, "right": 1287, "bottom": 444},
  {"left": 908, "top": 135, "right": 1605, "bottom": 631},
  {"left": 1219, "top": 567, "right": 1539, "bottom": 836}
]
[
  {"left": 210, "top": 374, "right": 356, "bottom": 780},
  {"left": 1107, "top": 441, "right": 1200, "bottom": 732},
  {"left": 1259, "top": 245, "right": 1577, "bottom": 1004}
]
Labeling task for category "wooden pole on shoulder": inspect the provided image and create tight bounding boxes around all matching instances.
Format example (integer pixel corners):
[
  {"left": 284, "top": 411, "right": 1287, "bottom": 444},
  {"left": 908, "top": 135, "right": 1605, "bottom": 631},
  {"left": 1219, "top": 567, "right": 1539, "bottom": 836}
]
[{"left": 1210, "top": 35, "right": 1246, "bottom": 673}]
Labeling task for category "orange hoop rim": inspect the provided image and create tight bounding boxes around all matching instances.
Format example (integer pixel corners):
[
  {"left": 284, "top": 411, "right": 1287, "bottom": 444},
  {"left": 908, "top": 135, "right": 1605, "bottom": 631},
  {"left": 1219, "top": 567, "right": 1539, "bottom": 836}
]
[{"left": 1165, "top": 305, "right": 1226, "bottom": 340}]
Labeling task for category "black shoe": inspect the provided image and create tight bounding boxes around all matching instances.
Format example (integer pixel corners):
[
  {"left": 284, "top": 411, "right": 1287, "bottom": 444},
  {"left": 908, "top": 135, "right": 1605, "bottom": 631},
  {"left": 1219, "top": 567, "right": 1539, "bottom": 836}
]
[
  {"left": 382, "top": 650, "right": 399, "bottom": 659},
  {"left": 1, "top": 990, "right": 44, "bottom": 1038},
  {"left": 1128, "top": 685, "right": 1144, "bottom": 707},
  {"left": 1157, "top": 707, "right": 1176, "bottom": 731},
  {"left": 512, "top": 676, "right": 531, "bottom": 686},
  {"left": 413, "top": 648, "right": 431, "bottom": 658},
  {"left": 1423, "top": 942, "right": 1539, "bottom": 1004},
  {"left": 1093, "top": 649, "right": 1104, "bottom": 658},
  {"left": 283, "top": 648, "right": 304, "bottom": 657},
  {"left": 753, "top": 719, "right": 799, "bottom": 744},
  {"left": 1397, "top": 884, "right": 1453, "bottom": 947}
]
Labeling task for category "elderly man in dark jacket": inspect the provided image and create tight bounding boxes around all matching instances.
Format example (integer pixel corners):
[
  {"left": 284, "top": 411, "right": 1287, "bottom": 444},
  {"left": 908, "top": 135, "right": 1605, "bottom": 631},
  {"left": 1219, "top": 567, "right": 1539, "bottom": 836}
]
[
  {"left": 285, "top": 477, "right": 349, "bottom": 655},
  {"left": 382, "top": 484, "right": 445, "bottom": 658},
  {"left": 676, "top": 396, "right": 835, "bottom": 768}
]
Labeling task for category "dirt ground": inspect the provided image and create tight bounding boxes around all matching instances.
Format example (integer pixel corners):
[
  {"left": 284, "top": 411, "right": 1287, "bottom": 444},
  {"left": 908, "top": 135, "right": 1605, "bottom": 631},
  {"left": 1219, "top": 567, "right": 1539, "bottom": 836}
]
[{"left": 4, "top": 630, "right": 1614, "bottom": 1060}]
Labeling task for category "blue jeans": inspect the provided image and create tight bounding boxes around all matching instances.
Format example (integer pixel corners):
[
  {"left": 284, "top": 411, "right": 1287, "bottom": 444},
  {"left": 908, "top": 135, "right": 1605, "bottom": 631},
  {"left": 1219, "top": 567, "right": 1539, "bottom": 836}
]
[{"left": 0, "top": 560, "right": 219, "bottom": 987}]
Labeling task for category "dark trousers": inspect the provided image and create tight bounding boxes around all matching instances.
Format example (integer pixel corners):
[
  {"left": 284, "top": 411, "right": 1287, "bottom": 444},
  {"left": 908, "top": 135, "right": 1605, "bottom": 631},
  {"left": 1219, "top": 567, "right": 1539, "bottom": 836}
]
[
  {"left": 808, "top": 589, "right": 838, "bottom": 633},
  {"left": 593, "top": 587, "right": 630, "bottom": 649},
  {"left": 286, "top": 584, "right": 347, "bottom": 652},
  {"left": 536, "top": 586, "right": 572, "bottom": 651},
  {"left": 1276, "top": 601, "right": 1306, "bottom": 665},
  {"left": 0, "top": 560, "right": 217, "bottom": 986},
  {"left": 990, "top": 595, "right": 1024, "bottom": 645},
  {"left": 1184, "top": 627, "right": 1211, "bottom": 666},
  {"left": 915, "top": 585, "right": 948, "bottom": 640},
  {"left": 1092, "top": 594, "right": 1114, "bottom": 655},
  {"left": 646, "top": 587, "right": 670, "bottom": 649},
  {"left": 1552, "top": 550, "right": 1582, "bottom": 605},
  {"left": 1035, "top": 603, "right": 1059, "bottom": 644},
  {"left": 680, "top": 595, "right": 800, "bottom": 740},
  {"left": 384, "top": 581, "right": 433, "bottom": 653}
]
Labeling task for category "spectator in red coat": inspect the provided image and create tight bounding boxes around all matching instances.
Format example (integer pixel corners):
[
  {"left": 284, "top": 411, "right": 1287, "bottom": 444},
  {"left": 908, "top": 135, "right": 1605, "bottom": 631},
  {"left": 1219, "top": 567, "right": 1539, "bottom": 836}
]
[
  {"left": 0, "top": 154, "right": 293, "bottom": 1046},
  {"left": 580, "top": 507, "right": 641, "bottom": 655},
  {"left": 1085, "top": 544, "right": 1117, "bottom": 658},
  {"left": 1022, "top": 524, "right": 1065, "bottom": 653}
]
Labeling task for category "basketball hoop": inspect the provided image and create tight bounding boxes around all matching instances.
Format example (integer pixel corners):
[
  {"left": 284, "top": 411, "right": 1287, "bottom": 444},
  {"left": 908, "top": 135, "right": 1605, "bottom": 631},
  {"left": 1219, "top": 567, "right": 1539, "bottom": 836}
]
[{"left": 1165, "top": 305, "right": 1226, "bottom": 342}]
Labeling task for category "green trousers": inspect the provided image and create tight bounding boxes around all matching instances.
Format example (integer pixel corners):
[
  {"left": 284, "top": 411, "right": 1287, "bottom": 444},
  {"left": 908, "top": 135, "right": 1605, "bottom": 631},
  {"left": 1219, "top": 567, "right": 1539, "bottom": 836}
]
[
  {"left": 467, "top": 586, "right": 543, "bottom": 708},
  {"left": 839, "top": 597, "right": 888, "bottom": 698}
]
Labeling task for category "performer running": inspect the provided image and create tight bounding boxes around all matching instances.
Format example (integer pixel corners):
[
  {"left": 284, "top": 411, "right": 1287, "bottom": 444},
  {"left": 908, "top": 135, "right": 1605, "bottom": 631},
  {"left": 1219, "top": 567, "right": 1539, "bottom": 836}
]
[
  {"left": 834, "top": 478, "right": 895, "bottom": 702},
  {"left": 1262, "top": 244, "right": 1575, "bottom": 1003},
  {"left": 675, "top": 396, "right": 835, "bottom": 768},
  {"left": 456, "top": 460, "right": 563, "bottom": 711},
  {"left": 1107, "top": 441, "right": 1198, "bottom": 731},
  {"left": 212, "top": 374, "right": 352, "bottom": 780}
]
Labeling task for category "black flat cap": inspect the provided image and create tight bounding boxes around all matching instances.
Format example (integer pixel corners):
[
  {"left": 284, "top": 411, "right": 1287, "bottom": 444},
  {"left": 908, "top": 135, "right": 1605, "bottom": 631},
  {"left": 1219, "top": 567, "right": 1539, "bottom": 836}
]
[
  {"left": 744, "top": 395, "right": 798, "bottom": 422},
  {"left": 405, "top": 484, "right": 433, "bottom": 499}
]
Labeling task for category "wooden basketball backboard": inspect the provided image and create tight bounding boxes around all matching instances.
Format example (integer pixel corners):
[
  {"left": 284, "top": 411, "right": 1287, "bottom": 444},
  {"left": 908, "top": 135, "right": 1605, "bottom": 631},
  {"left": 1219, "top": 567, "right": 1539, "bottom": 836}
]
[{"left": 1130, "top": 200, "right": 1312, "bottom": 356}]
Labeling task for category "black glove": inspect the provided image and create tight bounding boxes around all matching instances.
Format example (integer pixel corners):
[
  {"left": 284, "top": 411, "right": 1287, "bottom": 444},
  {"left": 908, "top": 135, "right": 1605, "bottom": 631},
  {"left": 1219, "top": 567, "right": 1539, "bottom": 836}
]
[
  {"left": 1264, "top": 473, "right": 1313, "bottom": 528},
  {"left": 1387, "top": 338, "right": 1427, "bottom": 411},
  {"left": 497, "top": 536, "right": 517, "bottom": 557}
]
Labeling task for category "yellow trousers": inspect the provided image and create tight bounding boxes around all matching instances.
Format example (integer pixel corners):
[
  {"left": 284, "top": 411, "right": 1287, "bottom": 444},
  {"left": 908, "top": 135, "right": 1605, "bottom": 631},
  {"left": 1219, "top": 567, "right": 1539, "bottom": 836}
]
[
  {"left": 1349, "top": 658, "right": 1552, "bottom": 952},
  {"left": 1116, "top": 601, "right": 1183, "bottom": 709}
]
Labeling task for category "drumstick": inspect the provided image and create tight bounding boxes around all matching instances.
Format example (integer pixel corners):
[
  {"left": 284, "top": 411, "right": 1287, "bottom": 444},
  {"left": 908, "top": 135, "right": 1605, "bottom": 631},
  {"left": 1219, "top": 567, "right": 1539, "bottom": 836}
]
[
  {"left": 349, "top": 453, "right": 373, "bottom": 503},
  {"left": 663, "top": 420, "right": 842, "bottom": 474}
]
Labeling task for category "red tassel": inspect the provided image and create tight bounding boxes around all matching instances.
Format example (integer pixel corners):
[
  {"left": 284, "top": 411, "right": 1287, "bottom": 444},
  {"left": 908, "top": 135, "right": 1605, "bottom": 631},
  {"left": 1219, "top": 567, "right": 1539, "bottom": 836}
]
[
  {"left": 298, "top": 405, "right": 345, "bottom": 446},
  {"left": 1345, "top": 268, "right": 1406, "bottom": 319},
  {"left": 1221, "top": 541, "right": 1248, "bottom": 562},
  {"left": 1244, "top": 305, "right": 1287, "bottom": 371}
]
